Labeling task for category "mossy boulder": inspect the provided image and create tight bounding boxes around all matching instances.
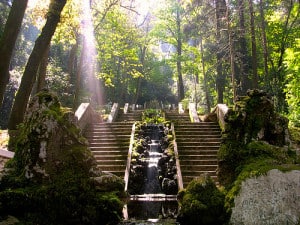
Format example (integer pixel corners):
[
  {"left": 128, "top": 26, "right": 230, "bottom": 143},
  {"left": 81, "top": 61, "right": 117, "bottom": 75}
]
[
  {"left": 176, "top": 174, "right": 229, "bottom": 225},
  {"left": 0, "top": 90, "right": 124, "bottom": 225},
  {"left": 218, "top": 89, "right": 296, "bottom": 187},
  {"left": 223, "top": 89, "right": 289, "bottom": 146}
]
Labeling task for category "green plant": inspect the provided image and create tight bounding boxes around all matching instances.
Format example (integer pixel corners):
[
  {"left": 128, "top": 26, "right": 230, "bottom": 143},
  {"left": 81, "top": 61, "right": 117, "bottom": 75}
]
[{"left": 177, "top": 174, "right": 229, "bottom": 225}]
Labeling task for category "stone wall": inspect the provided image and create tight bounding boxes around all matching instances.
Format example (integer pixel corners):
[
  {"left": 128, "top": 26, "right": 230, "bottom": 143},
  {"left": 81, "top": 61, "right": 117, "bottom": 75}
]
[{"left": 230, "top": 169, "right": 300, "bottom": 225}]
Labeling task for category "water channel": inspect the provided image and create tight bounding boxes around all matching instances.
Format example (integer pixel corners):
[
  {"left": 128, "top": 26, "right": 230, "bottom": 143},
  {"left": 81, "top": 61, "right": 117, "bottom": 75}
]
[{"left": 122, "top": 123, "right": 179, "bottom": 224}]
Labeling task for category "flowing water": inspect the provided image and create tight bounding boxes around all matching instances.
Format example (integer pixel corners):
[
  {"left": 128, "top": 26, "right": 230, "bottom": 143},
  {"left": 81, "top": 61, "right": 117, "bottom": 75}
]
[{"left": 123, "top": 124, "right": 179, "bottom": 224}]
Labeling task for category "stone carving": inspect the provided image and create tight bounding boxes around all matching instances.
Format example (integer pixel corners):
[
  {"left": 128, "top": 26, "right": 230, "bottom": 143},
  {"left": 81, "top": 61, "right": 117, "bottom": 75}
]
[{"left": 230, "top": 169, "right": 300, "bottom": 225}]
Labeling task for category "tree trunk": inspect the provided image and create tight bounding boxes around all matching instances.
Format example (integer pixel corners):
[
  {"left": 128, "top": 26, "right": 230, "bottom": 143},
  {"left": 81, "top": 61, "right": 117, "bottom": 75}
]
[
  {"left": 8, "top": 0, "right": 67, "bottom": 130},
  {"left": 176, "top": 7, "right": 184, "bottom": 101},
  {"left": 215, "top": 0, "right": 227, "bottom": 103},
  {"left": 226, "top": 3, "right": 237, "bottom": 101},
  {"left": 237, "top": 0, "right": 251, "bottom": 95},
  {"left": 35, "top": 43, "right": 50, "bottom": 93},
  {"left": 73, "top": 43, "right": 84, "bottom": 110},
  {"left": 259, "top": 0, "right": 269, "bottom": 82},
  {"left": 0, "top": 0, "right": 28, "bottom": 108},
  {"left": 249, "top": 0, "right": 258, "bottom": 89},
  {"left": 134, "top": 46, "right": 146, "bottom": 105},
  {"left": 199, "top": 36, "right": 211, "bottom": 112}
]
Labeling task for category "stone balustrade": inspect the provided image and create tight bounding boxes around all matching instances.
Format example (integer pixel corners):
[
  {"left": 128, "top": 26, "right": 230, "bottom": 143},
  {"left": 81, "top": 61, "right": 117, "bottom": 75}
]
[{"left": 213, "top": 104, "right": 229, "bottom": 131}]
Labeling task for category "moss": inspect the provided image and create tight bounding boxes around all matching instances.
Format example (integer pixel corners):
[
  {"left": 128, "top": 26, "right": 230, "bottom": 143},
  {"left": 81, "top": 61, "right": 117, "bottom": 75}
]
[
  {"left": 177, "top": 174, "right": 229, "bottom": 225},
  {"left": 289, "top": 126, "right": 300, "bottom": 144},
  {"left": 0, "top": 91, "right": 124, "bottom": 224}
]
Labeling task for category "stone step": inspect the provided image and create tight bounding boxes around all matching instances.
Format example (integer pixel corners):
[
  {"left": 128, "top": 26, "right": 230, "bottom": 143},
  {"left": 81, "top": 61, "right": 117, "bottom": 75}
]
[
  {"left": 87, "top": 132, "right": 130, "bottom": 135},
  {"left": 175, "top": 128, "right": 221, "bottom": 132},
  {"left": 93, "top": 154, "right": 126, "bottom": 160},
  {"left": 176, "top": 135, "right": 222, "bottom": 142},
  {"left": 182, "top": 170, "right": 217, "bottom": 177},
  {"left": 87, "top": 136, "right": 131, "bottom": 141},
  {"left": 179, "top": 154, "right": 218, "bottom": 160},
  {"left": 89, "top": 143, "right": 129, "bottom": 148},
  {"left": 180, "top": 164, "right": 217, "bottom": 171},
  {"left": 93, "top": 159, "right": 127, "bottom": 165},
  {"left": 105, "top": 171, "right": 125, "bottom": 177},
  {"left": 177, "top": 143, "right": 221, "bottom": 148},
  {"left": 97, "top": 165, "right": 126, "bottom": 171},
  {"left": 176, "top": 138, "right": 222, "bottom": 143},
  {"left": 179, "top": 159, "right": 218, "bottom": 165},
  {"left": 90, "top": 149, "right": 128, "bottom": 154},
  {"left": 90, "top": 123, "right": 134, "bottom": 128},
  {"left": 178, "top": 147, "right": 219, "bottom": 157}
]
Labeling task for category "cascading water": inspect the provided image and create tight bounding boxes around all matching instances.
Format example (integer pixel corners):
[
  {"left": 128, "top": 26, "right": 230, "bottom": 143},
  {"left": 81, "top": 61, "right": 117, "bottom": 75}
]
[{"left": 124, "top": 120, "right": 179, "bottom": 223}]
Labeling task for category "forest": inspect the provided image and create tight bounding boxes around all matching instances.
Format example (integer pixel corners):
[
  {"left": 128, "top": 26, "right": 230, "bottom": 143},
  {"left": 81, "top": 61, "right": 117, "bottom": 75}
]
[{"left": 0, "top": 0, "right": 299, "bottom": 129}]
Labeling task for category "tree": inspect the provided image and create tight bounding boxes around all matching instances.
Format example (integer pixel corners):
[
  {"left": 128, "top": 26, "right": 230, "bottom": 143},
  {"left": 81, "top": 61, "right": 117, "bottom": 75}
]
[
  {"left": 0, "top": 0, "right": 28, "bottom": 108},
  {"left": 8, "top": 0, "right": 67, "bottom": 130},
  {"left": 249, "top": 0, "right": 258, "bottom": 89},
  {"left": 152, "top": 0, "right": 186, "bottom": 102},
  {"left": 215, "top": 0, "right": 227, "bottom": 103},
  {"left": 94, "top": 4, "right": 143, "bottom": 104}
]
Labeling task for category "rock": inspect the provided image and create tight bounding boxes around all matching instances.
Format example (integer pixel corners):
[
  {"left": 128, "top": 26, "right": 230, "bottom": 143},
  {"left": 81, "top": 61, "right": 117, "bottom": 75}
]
[
  {"left": 177, "top": 174, "right": 228, "bottom": 225},
  {"left": 230, "top": 169, "right": 300, "bottom": 225},
  {"left": 223, "top": 89, "right": 290, "bottom": 146},
  {"left": 0, "top": 90, "right": 124, "bottom": 224},
  {"left": 162, "top": 178, "right": 177, "bottom": 195},
  {"left": 92, "top": 172, "right": 125, "bottom": 192}
]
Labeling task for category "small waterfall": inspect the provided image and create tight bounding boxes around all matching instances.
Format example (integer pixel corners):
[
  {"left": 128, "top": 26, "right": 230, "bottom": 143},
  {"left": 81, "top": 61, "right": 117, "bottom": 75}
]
[{"left": 123, "top": 123, "right": 179, "bottom": 223}]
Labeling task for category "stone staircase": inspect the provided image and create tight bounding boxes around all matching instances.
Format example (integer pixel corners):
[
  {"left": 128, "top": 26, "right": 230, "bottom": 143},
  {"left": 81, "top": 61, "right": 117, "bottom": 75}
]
[
  {"left": 116, "top": 109, "right": 142, "bottom": 122},
  {"left": 84, "top": 109, "right": 142, "bottom": 177},
  {"left": 165, "top": 111, "right": 221, "bottom": 188},
  {"left": 85, "top": 122, "right": 132, "bottom": 177}
]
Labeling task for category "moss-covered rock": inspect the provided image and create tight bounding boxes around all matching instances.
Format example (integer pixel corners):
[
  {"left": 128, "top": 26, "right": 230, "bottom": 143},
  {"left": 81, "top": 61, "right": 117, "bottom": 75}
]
[
  {"left": 176, "top": 174, "right": 229, "bottom": 225},
  {"left": 223, "top": 89, "right": 289, "bottom": 146},
  {"left": 0, "top": 90, "right": 124, "bottom": 225},
  {"left": 218, "top": 89, "right": 297, "bottom": 187}
]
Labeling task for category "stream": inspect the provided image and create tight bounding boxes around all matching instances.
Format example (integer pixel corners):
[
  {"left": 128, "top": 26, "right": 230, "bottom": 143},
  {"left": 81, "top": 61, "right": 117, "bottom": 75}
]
[{"left": 122, "top": 123, "right": 179, "bottom": 224}]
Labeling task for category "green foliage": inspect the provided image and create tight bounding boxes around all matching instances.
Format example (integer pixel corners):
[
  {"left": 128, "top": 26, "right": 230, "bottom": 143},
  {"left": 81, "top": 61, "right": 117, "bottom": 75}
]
[
  {"left": 177, "top": 175, "right": 229, "bottom": 225},
  {"left": 289, "top": 126, "right": 300, "bottom": 144},
  {"left": 284, "top": 38, "right": 300, "bottom": 127},
  {"left": 141, "top": 109, "right": 165, "bottom": 124},
  {"left": 45, "top": 59, "right": 74, "bottom": 107}
]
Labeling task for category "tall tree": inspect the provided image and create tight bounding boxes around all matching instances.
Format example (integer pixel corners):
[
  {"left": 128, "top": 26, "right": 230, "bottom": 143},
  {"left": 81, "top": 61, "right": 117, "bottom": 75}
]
[
  {"left": 215, "top": 0, "right": 227, "bottom": 103},
  {"left": 175, "top": 0, "right": 185, "bottom": 101},
  {"left": 152, "top": 0, "right": 186, "bottom": 102},
  {"left": 8, "top": 0, "right": 67, "bottom": 130},
  {"left": 236, "top": 0, "right": 251, "bottom": 95},
  {"left": 0, "top": 0, "right": 28, "bottom": 108},
  {"left": 259, "top": 0, "right": 269, "bottom": 82},
  {"left": 249, "top": 0, "right": 258, "bottom": 88}
]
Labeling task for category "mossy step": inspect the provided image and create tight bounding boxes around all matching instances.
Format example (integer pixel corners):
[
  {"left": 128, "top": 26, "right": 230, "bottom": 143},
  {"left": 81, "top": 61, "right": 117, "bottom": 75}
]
[
  {"left": 181, "top": 170, "right": 217, "bottom": 177},
  {"left": 175, "top": 128, "right": 220, "bottom": 132},
  {"left": 175, "top": 125, "right": 219, "bottom": 128}
]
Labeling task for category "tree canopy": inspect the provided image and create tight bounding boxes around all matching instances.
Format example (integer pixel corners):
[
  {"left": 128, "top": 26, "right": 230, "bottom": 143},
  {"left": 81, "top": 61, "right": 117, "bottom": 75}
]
[{"left": 0, "top": 0, "right": 299, "bottom": 128}]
